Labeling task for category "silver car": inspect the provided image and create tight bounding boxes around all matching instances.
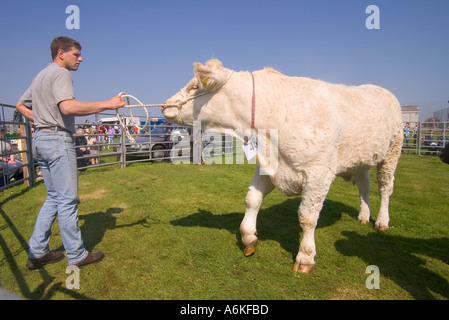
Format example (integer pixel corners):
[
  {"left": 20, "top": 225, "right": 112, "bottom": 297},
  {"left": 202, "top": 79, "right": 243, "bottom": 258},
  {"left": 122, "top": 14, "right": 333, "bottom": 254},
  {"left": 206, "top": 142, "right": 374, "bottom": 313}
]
[{"left": 118, "top": 125, "right": 190, "bottom": 162}]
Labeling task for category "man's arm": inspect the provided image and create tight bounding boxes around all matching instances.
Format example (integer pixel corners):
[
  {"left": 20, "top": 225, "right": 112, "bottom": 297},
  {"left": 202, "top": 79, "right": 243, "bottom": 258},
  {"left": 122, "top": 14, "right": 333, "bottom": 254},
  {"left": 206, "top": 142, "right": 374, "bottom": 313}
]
[
  {"left": 16, "top": 101, "right": 34, "bottom": 122},
  {"left": 58, "top": 96, "right": 125, "bottom": 116}
]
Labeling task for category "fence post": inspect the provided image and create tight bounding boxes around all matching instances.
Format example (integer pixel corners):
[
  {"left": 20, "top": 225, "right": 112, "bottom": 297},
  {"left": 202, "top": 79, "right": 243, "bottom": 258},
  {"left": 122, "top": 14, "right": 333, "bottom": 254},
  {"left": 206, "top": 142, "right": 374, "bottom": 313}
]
[
  {"left": 443, "top": 122, "right": 446, "bottom": 146},
  {"left": 17, "top": 123, "right": 29, "bottom": 186},
  {"left": 418, "top": 124, "right": 422, "bottom": 155},
  {"left": 25, "top": 120, "right": 35, "bottom": 186},
  {"left": 18, "top": 120, "right": 35, "bottom": 187},
  {"left": 120, "top": 126, "right": 126, "bottom": 168}
]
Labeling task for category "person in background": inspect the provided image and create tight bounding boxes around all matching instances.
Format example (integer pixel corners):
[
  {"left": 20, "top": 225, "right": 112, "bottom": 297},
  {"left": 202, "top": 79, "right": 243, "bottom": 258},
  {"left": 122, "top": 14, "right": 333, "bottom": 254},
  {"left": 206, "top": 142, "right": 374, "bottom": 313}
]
[
  {"left": 0, "top": 126, "right": 23, "bottom": 186},
  {"left": 87, "top": 127, "right": 99, "bottom": 165},
  {"left": 74, "top": 127, "right": 90, "bottom": 168},
  {"left": 107, "top": 125, "right": 115, "bottom": 149},
  {"left": 97, "top": 120, "right": 107, "bottom": 149}
]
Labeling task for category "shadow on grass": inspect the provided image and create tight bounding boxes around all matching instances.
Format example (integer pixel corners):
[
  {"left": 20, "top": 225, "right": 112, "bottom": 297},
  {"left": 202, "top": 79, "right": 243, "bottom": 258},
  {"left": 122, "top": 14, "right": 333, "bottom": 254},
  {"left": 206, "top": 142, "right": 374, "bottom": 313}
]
[
  {"left": 79, "top": 207, "right": 153, "bottom": 251},
  {"left": 0, "top": 204, "right": 149, "bottom": 300},
  {"left": 171, "top": 197, "right": 449, "bottom": 300},
  {"left": 335, "top": 231, "right": 449, "bottom": 299},
  {"left": 171, "top": 197, "right": 358, "bottom": 259},
  {"left": 0, "top": 186, "right": 98, "bottom": 300}
]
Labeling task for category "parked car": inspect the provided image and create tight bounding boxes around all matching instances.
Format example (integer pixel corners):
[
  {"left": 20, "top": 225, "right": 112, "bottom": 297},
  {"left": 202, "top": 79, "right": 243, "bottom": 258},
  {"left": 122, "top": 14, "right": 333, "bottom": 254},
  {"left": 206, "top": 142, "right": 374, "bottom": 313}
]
[{"left": 116, "top": 125, "right": 190, "bottom": 162}]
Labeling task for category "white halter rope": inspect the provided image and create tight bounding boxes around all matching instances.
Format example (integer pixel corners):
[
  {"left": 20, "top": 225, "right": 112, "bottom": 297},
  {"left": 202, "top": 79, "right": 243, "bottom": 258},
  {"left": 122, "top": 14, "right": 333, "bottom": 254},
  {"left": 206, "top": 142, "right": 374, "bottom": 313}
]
[
  {"left": 116, "top": 71, "right": 234, "bottom": 140},
  {"left": 115, "top": 92, "right": 153, "bottom": 143}
]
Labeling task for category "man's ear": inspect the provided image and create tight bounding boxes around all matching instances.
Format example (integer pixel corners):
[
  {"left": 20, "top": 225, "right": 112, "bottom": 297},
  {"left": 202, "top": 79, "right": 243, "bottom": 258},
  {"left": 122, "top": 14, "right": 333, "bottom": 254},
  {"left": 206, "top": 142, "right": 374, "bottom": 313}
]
[
  {"left": 194, "top": 62, "right": 219, "bottom": 90},
  {"left": 59, "top": 48, "right": 67, "bottom": 57}
]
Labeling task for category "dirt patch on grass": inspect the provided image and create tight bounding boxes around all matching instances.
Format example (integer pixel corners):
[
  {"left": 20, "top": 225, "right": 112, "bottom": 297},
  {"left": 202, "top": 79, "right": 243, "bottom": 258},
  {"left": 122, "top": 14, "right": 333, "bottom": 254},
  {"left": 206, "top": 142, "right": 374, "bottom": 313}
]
[
  {"left": 330, "top": 286, "right": 375, "bottom": 300},
  {"left": 80, "top": 189, "right": 108, "bottom": 200}
]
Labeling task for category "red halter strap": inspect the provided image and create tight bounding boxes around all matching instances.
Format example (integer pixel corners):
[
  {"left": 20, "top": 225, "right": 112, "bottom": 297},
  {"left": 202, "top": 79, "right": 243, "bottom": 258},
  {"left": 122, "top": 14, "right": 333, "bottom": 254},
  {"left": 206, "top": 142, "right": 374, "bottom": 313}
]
[{"left": 251, "top": 73, "right": 256, "bottom": 129}]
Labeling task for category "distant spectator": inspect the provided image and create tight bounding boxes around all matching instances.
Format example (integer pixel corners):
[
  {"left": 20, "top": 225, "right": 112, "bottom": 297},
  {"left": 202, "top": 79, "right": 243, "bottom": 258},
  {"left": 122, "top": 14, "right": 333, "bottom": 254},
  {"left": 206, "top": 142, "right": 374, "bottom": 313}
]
[
  {"left": 83, "top": 119, "right": 92, "bottom": 134},
  {"left": 0, "top": 126, "right": 23, "bottom": 186},
  {"left": 403, "top": 122, "right": 410, "bottom": 146},
  {"left": 74, "top": 127, "right": 90, "bottom": 168},
  {"left": 97, "top": 120, "right": 107, "bottom": 147},
  {"left": 107, "top": 125, "right": 115, "bottom": 149},
  {"left": 424, "top": 130, "right": 434, "bottom": 146},
  {"left": 86, "top": 127, "right": 99, "bottom": 165}
]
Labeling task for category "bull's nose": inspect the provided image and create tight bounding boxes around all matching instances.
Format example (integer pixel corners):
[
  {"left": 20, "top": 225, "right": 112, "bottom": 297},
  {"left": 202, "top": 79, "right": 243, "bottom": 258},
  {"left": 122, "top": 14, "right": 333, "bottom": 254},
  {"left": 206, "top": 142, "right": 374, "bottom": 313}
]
[
  {"left": 161, "top": 101, "right": 170, "bottom": 113},
  {"left": 161, "top": 103, "right": 177, "bottom": 119}
]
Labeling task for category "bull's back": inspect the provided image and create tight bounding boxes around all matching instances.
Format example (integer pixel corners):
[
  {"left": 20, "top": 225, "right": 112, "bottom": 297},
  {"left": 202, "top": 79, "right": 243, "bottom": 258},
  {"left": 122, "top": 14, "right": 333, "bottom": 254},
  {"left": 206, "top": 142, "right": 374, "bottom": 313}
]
[
  {"left": 259, "top": 72, "right": 402, "bottom": 194},
  {"left": 331, "top": 83, "right": 403, "bottom": 174},
  {"left": 275, "top": 76, "right": 402, "bottom": 174}
]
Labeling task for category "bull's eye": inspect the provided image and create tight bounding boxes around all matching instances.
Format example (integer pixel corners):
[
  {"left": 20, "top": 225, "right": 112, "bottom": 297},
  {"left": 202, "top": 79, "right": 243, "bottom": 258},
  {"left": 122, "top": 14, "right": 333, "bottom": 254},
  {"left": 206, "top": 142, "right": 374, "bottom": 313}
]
[{"left": 190, "top": 85, "right": 199, "bottom": 91}]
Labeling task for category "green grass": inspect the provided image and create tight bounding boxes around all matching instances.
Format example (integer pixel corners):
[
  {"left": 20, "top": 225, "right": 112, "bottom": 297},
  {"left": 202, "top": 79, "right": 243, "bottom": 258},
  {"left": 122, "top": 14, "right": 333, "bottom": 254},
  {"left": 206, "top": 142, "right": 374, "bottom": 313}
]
[{"left": 1, "top": 154, "right": 448, "bottom": 300}]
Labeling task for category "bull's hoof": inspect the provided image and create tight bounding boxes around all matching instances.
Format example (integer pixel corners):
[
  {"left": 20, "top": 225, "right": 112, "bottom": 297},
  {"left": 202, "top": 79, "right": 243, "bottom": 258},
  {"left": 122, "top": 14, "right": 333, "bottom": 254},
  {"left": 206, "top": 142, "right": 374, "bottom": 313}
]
[
  {"left": 243, "top": 241, "right": 258, "bottom": 257},
  {"left": 359, "top": 220, "right": 369, "bottom": 225},
  {"left": 374, "top": 225, "right": 389, "bottom": 232},
  {"left": 293, "top": 262, "right": 314, "bottom": 273}
]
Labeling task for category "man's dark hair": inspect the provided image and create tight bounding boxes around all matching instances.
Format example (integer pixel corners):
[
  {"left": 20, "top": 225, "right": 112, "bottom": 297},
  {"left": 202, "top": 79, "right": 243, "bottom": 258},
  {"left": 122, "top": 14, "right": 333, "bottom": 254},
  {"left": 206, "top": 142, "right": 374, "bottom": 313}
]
[{"left": 50, "top": 36, "right": 81, "bottom": 60}]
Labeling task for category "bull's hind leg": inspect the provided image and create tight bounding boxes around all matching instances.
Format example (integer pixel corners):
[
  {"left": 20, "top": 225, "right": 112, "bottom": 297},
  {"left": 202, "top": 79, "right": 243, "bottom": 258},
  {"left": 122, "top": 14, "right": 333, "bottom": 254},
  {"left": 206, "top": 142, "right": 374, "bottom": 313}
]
[
  {"left": 353, "top": 170, "right": 371, "bottom": 224},
  {"left": 375, "top": 139, "right": 402, "bottom": 231},
  {"left": 240, "top": 166, "right": 275, "bottom": 256}
]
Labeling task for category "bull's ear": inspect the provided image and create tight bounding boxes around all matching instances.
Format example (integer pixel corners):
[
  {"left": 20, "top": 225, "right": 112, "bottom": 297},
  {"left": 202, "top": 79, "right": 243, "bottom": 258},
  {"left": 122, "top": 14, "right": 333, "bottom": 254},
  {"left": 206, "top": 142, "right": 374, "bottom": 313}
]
[
  {"left": 205, "top": 59, "right": 222, "bottom": 69},
  {"left": 194, "top": 62, "right": 218, "bottom": 90}
]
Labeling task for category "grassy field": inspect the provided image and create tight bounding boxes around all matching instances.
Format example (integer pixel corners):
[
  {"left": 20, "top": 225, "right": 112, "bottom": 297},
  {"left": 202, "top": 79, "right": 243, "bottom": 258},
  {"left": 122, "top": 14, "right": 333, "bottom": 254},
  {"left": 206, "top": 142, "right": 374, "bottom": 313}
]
[{"left": 0, "top": 153, "right": 448, "bottom": 300}]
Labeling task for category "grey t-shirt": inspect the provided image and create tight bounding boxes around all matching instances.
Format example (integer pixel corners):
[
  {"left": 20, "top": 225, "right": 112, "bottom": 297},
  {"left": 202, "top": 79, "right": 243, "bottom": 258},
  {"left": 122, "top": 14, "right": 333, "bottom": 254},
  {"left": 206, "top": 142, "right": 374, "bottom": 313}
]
[{"left": 20, "top": 63, "right": 75, "bottom": 132}]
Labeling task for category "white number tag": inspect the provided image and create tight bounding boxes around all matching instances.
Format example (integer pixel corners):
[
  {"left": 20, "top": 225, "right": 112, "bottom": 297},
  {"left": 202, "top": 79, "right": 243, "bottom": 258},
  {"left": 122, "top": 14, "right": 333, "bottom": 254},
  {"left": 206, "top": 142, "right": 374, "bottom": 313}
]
[{"left": 242, "top": 134, "right": 261, "bottom": 161}]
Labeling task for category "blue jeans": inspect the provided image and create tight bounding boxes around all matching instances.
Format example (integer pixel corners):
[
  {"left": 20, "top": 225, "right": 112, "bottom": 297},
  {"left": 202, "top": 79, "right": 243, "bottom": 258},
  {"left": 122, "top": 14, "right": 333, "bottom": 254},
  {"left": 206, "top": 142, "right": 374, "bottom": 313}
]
[{"left": 28, "top": 129, "right": 88, "bottom": 264}]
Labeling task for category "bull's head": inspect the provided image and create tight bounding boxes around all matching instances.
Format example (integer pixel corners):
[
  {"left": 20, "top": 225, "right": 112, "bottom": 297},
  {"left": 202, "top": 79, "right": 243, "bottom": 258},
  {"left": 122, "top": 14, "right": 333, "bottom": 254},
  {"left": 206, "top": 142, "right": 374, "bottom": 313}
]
[{"left": 162, "top": 59, "right": 234, "bottom": 129}]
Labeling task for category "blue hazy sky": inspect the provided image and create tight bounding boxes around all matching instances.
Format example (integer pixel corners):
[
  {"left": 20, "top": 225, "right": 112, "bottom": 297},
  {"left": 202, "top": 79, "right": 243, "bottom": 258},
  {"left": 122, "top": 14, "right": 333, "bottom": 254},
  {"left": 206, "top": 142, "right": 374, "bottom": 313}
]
[{"left": 1, "top": 0, "right": 448, "bottom": 121}]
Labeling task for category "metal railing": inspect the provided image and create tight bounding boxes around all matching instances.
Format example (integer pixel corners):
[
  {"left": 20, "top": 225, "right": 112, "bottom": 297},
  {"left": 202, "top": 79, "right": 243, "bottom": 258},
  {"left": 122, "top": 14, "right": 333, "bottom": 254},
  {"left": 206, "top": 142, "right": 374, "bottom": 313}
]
[
  {"left": 72, "top": 123, "right": 239, "bottom": 170},
  {"left": 1, "top": 103, "right": 34, "bottom": 191},
  {"left": 402, "top": 121, "right": 448, "bottom": 155},
  {"left": 2, "top": 101, "right": 447, "bottom": 192}
]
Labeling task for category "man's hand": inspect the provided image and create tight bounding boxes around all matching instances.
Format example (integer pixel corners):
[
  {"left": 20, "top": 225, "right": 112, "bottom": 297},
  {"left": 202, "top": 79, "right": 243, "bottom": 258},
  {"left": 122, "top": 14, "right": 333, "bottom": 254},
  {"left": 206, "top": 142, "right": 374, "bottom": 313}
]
[
  {"left": 107, "top": 95, "right": 126, "bottom": 110},
  {"left": 16, "top": 101, "right": 34, "bottom": 122}
]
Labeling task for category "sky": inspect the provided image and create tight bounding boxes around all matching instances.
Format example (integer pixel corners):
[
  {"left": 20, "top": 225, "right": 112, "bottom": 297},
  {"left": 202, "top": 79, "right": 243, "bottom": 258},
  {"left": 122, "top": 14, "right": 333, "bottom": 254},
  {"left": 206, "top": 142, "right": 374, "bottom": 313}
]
[{"left": 1, "top": 0, "right": 448, "bottom": 122}]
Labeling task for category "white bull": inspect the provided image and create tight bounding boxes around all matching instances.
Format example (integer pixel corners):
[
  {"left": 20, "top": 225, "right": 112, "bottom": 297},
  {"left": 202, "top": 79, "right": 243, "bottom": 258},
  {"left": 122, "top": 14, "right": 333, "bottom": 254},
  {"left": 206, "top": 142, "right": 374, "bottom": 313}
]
[{"left": 162, "top": 59, "right": 403, "bottom": 273}]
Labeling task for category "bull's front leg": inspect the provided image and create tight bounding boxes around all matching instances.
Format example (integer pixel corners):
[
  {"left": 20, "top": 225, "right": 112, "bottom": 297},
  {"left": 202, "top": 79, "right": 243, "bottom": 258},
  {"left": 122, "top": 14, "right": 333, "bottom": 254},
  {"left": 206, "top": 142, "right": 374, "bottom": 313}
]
[
  {"left": 294, "top": 170, "right": 335, "bottom": 273},
  {"left": 240, "top": 167, "right": 275, "bottom": 256}
]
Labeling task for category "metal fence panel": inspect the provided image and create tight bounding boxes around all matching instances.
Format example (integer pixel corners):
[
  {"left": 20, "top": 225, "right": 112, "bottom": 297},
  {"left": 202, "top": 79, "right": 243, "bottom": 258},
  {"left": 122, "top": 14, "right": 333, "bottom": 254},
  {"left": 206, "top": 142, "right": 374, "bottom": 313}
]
[
  {"left": 403, "top": 121, "right": 448, "bottom": 156},
  {"left": 1, "top": 103, "right": 34, "bottom": 191}
]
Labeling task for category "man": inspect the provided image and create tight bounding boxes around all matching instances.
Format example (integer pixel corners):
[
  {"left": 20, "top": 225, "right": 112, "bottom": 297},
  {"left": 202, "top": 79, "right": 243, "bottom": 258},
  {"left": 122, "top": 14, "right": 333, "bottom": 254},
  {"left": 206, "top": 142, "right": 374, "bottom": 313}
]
[{"left": 16, "top": 37, "right": 125, "bottom": 269}]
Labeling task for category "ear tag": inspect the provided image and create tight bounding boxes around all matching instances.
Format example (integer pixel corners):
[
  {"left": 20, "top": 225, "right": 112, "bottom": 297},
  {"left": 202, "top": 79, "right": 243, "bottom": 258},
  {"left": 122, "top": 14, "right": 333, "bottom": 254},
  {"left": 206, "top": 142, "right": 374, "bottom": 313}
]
[{"left": 202, "top": 77, "right": 209, "bottom": 85}]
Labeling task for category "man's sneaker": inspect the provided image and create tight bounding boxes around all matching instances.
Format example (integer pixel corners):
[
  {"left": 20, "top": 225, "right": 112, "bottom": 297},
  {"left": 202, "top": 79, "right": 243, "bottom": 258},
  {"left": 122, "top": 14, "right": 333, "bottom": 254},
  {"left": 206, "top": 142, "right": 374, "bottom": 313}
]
[
  {"left": 72, "top": 252, "right": 104, "bottom": 269},
  {"left": 26, "top": 251, "right": 65, "bottom": 270}
]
